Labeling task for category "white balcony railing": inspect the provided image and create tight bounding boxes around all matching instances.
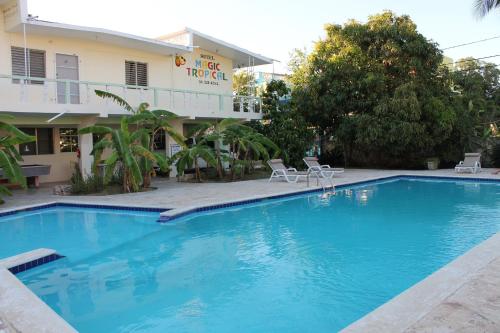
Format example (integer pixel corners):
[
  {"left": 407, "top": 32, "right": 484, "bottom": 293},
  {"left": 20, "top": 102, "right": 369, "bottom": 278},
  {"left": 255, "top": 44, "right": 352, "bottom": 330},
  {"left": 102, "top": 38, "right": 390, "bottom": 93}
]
[{"left": 0, "top": 74, "right": 262, "bottom": 119}]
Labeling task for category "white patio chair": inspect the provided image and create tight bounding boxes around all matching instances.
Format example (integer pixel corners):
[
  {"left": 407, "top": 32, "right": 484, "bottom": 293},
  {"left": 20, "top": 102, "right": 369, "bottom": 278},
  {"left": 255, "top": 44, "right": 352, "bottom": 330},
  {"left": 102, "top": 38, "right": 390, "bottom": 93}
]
[
  {"left": 455, "top": 153, "right": 481, "bottom": 174},
  {"left": 267, "top": 159, "right": 308, "bottom": 183},
  {"left": 303, "top": 156, "right": 344, "bottom": 179}
]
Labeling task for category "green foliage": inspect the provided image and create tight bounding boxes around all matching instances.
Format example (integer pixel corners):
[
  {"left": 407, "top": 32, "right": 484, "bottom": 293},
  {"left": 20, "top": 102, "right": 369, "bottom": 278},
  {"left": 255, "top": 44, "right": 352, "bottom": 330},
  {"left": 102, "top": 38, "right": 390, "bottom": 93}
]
[
  {"left": 491, "top": 140, "right": 500, "bottom": 167},
  {"left": 290, "top": 11, "right": 483, "bottom": 168},
  {"left": 474, "top": 0, "right": 500, "bottom": 17},
  {"left": 173, "top": 118, "right": 278, "bottom": 181},
  {"left": 451, "top": 58, "right": 500, "bottom": 154},
  {"left": 69, "top": 163, "right": 104, "bottom": 194},
  {"left": 251, "top": 79, "right": 314, "bottom": 168},
  {"left": 173, "top": 142, "right": 217, "bottom": 182},
  {"left": 80, "top": 91, "right": 181, "bottom": 193},
  {"left": 0, "top": 116, "right": 35, "bottom": 203},
  {"left": 232, "top": 71, "right": 255, "bottom": 96}
]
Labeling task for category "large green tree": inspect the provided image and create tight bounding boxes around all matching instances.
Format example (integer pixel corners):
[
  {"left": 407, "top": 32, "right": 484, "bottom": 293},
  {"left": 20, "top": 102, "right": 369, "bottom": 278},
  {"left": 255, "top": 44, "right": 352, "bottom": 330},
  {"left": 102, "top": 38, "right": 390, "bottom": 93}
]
[
  {"left": 251, "top": 79, "right": 314, "bottom": 167},
  {"left": 451, "top": 58, "right": 500, "bottom": 154},
  {"left": 290, "top": 11, "right": 462, "bottom": 168}
]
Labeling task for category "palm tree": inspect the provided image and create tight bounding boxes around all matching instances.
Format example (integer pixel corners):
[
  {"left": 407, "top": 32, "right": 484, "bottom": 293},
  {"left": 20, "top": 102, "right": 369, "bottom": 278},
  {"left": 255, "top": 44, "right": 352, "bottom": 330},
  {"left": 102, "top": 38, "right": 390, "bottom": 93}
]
[
  {"left": 189, "top": 118, "right": 245, "bottom": 179},
  {"left": 79, "top": 115, "right": 169, "bottom": 193},
  {"left": 0, "top": 115, "right": 35, "bottom": 203},
  {"left": 224, "top": 127, "right": 279, "bottom": 179},
  {"left": 173, "top": 142, "right": 217, "bottom": 182},
  {"left": 93, "top": 90, "right": 184, "bottom": 187},
  {"left": 474, "top": 0, "right": 499, "bottom": 17}
]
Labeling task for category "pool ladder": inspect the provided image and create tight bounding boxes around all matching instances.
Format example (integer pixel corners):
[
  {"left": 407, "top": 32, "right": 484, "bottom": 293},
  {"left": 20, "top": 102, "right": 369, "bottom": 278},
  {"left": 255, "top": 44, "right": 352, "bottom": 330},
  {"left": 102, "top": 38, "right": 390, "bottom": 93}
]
[{"left": 307, "top": 170, "right": 336, "bottom": 197}]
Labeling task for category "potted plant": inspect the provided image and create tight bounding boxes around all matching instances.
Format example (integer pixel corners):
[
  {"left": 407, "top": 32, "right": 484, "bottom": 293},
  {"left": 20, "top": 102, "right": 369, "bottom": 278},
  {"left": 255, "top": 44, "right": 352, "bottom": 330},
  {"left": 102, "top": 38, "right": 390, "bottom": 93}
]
[{"left": 426, "top": 157, "right": 440, "bottom": 170}]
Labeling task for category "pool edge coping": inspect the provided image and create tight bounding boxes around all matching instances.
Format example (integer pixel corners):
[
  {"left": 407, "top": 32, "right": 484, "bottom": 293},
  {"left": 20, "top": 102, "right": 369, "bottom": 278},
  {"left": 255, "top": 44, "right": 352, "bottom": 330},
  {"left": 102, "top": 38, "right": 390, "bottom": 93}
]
[
  {"left": 158, "top": 174, "right": 500, "bottom": 222},
  {"left": 0, "top": 267, "right": 78, "bottom": 333},
  {"left": 340, "top": 232, "right": 500, "bottom": 333},
  {"left": 0, "top": 172, "right": 498, "bottom": 332}
]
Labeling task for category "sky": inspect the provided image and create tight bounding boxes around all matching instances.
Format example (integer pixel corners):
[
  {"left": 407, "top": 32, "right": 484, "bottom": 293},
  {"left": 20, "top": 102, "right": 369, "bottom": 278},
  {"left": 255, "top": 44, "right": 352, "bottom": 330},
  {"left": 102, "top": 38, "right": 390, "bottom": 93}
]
[{"left": 28, "top": 0, "right": 500, "bottom": 73}]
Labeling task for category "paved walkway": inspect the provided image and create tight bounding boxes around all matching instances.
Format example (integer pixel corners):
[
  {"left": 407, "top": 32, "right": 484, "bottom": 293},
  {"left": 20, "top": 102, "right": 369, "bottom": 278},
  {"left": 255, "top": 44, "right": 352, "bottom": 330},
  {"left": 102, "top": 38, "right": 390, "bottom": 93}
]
[{"left": 1, "top": 168, "right": 499, "bottom": 333}]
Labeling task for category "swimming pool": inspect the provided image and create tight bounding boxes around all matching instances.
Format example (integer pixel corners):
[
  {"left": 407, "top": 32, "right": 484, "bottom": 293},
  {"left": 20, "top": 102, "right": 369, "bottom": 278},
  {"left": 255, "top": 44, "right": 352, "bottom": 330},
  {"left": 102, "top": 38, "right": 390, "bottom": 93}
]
[{"left": 2, "top": 177, "right": 499, "bottom": 332}]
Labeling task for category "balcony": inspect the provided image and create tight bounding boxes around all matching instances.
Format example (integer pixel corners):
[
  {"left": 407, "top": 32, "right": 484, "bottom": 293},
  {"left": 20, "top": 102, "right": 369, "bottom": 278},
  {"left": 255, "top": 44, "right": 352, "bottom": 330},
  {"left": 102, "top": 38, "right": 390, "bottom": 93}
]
[{"left": 0, "top": 74, "right": 263, "bottom": 120}]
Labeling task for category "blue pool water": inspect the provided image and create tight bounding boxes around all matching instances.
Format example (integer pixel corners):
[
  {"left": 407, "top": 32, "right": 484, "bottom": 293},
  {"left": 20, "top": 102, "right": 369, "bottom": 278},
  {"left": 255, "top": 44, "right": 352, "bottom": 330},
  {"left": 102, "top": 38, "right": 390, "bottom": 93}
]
[{"left": 1, "top": 178, "right": 499, "bottom": 332}]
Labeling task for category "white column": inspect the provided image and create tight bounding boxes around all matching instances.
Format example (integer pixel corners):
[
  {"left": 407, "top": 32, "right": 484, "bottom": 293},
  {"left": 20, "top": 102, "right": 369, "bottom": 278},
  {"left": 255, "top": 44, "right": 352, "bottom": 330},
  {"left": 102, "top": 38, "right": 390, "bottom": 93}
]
[
  {"left": 78, "top": 117, "right": 97, "bottom": 178},
  {"left": 165, "top": 119, "right": 184, "bottom": 177}
]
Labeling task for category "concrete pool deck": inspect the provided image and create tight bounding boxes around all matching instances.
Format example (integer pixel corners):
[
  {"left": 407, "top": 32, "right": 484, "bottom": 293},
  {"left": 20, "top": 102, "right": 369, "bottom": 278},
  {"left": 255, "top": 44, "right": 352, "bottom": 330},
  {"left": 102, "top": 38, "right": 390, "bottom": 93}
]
[{"left": 0, "top": 168, "right": 499, "bottom": 332}]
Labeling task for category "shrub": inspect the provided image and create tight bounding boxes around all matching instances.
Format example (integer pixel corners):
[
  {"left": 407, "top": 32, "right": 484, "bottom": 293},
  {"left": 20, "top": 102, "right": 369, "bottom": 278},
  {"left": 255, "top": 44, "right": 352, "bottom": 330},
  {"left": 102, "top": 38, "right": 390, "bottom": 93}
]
[
  {"left": 492, "top": 141, "right": 500, "bottom": 168},
  {"left": 70, "top": 164, "right": 104, "bottom": 194}
]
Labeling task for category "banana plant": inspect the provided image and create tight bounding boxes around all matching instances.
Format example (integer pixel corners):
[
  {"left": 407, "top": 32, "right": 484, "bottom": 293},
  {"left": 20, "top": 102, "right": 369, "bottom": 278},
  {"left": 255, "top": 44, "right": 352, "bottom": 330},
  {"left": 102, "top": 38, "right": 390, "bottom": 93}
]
[
  {"left": 189, "top": 118, "right": 245, "bottom": 179},
  {"left": 79, "top": 115, "right": 169, "bottom": 193},
  {"left": 0, "top": 115, "right": 35, "bottom": 203},
  {"left": 173, "top": 142, "right": 217, "bottom": 182},
  {"left": 93, "top": 90, "right": 185, "bottom": 188},
  {"left": 224, "top": 126, "right": 279, "bottom": 179}
]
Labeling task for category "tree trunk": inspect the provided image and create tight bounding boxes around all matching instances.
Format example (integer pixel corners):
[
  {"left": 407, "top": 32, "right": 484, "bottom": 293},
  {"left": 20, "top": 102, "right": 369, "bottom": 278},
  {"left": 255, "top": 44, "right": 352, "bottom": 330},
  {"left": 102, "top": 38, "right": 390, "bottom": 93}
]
[
  {"left": 230, "top": 144, "right": 238, "bottom": 181},
  {"left": 242, "top": 149, "right": 249, "bottom": 177},
  {"left": 215, "top": 142, "right": 224, "bottom": 179},
  {"left": 194, "top": 158, "right": 202, "bottom": 182},
  {"left": 123, "top": 169, "right": 129, "bottom": 193}
]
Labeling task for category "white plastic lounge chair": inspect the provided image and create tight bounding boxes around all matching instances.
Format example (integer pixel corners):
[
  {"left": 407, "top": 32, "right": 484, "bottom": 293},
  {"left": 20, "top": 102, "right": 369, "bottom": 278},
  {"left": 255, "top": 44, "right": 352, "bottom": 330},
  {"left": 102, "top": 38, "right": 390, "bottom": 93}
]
[
  {"left": 455, "top": 153, "right": 481, "bottom": 174},
  {"left": 267, "top": 159, "right": 308, "bottom": 183},
  {"left": 303, "top": 157, "right": 344, "bottom": 178}
]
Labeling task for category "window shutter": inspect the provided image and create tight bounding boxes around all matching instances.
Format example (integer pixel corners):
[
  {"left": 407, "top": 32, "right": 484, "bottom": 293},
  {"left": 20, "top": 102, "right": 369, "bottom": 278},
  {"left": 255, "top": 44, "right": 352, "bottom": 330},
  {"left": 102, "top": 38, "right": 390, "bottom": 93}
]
[
  {"left": 10, "top": 46, "right": 46, "bottom": 84},
  {"left": 125, "top": 61, "right": 137, "bottom": 86},
  {"left": 136, "top": 62, "right": 148, "bottom": 86},
  {"left": 125, "top": 61, "right": 148, "bottom": 87},
  {"left": 29, "top": 49, "right": 46, "bottom": 83},
  {"left": 11, "top": 47, "right": 26, "bottom": 83}
]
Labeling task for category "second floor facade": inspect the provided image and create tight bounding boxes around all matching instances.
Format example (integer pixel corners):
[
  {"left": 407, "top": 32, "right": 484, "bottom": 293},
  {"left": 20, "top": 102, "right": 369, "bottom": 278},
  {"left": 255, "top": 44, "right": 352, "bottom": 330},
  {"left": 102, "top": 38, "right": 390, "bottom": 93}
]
[{"left": 0, "top": 0, "right": 273, "bottom": 121}]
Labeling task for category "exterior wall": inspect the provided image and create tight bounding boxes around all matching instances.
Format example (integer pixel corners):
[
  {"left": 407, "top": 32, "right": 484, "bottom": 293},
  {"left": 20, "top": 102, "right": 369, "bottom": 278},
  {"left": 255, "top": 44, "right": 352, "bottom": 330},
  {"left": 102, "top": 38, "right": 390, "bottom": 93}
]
[
  {"left": 0, "top": 27, "right": 174, "bottom": 93},
  {"left": 0, "top": 1, "right": 263, "bottom": 184},
  {"left": 172, "top": 47, "right": 233, "bottom": 95},
  {"left": 9, "top": 115, "right": 81, "bottom": 183},
  {"left": 1, "top": 0, "right": 23, "bottom": 31},
  {"left": 0, "top": 18, "right": 232, "bottom": 104}
]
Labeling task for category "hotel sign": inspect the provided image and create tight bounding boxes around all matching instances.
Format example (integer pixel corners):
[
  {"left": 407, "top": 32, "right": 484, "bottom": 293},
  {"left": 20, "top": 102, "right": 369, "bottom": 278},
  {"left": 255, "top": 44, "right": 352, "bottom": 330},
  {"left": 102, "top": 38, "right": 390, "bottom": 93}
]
[{"left": 175, "top": 54, "right": 228, "bottom": 86}]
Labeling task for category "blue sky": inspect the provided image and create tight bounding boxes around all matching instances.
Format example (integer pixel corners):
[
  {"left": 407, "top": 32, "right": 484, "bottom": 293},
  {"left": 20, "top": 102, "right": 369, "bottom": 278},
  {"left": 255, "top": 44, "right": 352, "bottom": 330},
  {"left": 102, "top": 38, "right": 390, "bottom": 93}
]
[{"left": 29, "top": 0, "right": 499, "bottom": 73}]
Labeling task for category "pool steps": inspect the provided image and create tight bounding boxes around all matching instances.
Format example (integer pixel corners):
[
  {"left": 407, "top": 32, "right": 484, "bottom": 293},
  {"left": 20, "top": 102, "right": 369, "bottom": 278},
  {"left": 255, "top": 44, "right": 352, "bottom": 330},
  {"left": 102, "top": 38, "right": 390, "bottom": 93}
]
[{"left": 0, "top": 248, "right": 64, "bottom": 275}]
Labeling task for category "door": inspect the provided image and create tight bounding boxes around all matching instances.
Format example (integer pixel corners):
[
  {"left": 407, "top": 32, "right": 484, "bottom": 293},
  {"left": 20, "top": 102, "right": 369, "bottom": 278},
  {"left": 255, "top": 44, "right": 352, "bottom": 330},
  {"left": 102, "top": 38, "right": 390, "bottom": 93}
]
[{"left": 56, "top": 54, "right": 80, "bottom": 104}]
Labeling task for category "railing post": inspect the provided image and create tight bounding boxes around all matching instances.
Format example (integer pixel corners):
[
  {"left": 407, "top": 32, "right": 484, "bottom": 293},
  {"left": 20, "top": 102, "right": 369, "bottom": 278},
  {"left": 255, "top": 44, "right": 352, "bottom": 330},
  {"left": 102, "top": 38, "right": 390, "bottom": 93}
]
[
  {"left": 65, "top": 80, "right": 70, "bottom": 104},
  {"left": 43, "top": 81, "right": 48, "bottom": 103},
  {"left": 153, "top": 88, "right": 158, "bottom": 107},
  {"left": 20, "top": 78, "right": 26, "bottom": 103},
  {"left": 86, "top": 83, "right": 90, "bottom": 104}
]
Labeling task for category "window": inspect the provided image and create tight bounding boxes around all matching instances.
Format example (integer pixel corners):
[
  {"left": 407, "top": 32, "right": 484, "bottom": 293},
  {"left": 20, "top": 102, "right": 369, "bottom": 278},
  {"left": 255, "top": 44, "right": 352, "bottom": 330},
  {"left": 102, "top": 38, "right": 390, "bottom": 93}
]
[
  {"left": 59, "top": 128, "right": 79, "bottom": 152},
  {"left": 125, "top": 61, "right": 148, "bottom": 87},
  {"left": 11, "top": 47, "right": 46, "bottom": 84},
  {"left": 19, "top": 128, "right": 53, "bottom": 155},
  {"left": 153, "top": 129, "right": 166, "bottom": 151}
]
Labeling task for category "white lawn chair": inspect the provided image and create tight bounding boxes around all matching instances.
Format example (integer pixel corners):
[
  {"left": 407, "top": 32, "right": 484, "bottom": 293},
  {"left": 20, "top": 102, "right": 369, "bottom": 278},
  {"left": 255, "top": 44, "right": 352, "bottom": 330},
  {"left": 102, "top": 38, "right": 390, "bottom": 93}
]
[
  {"left": 267, "top": 159, "right": 308, "bottom": 183},
  {"left": 303, "top": 157, "right": 344, "bottom": 178},
  {"left": 455, "top": 153, "right": 481, "bottom": 174}
]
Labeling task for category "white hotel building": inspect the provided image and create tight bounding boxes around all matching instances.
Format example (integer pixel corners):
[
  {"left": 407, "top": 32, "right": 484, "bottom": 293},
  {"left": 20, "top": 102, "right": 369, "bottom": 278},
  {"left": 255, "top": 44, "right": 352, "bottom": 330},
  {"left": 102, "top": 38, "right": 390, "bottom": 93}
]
[{"left": 0, "top": 0, "right": 272, "bottom": 184}]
